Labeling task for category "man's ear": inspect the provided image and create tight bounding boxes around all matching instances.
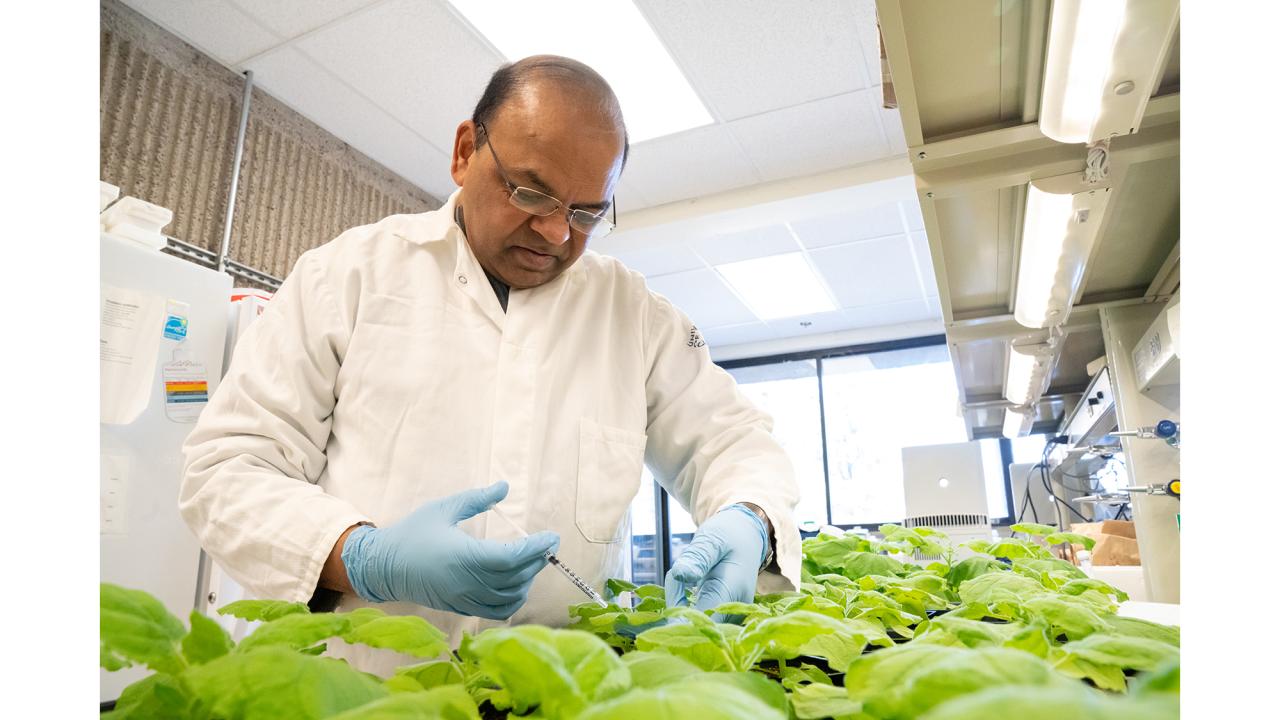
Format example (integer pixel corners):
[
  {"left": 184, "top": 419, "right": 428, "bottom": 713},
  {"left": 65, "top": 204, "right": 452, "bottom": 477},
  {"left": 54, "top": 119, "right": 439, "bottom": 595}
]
[{"left": 450, "top": 120, "right": 478, "bottom": 186}]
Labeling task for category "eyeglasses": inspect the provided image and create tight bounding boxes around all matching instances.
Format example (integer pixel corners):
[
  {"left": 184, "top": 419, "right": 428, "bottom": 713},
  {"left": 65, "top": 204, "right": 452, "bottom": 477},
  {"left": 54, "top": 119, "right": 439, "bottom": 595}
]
[{"left": 476, "top": 122, "right": 615, "bottom": 240}]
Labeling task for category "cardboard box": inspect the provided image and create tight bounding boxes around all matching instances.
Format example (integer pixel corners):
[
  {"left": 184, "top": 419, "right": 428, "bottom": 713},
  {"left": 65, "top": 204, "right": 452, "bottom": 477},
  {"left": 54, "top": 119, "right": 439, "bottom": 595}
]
[
  {"left": 1069, "top": 520, "right": 1140, "bottom": 566},
  {"left": 1070, "top": 520, "right": 1136, "bottom": 539}
]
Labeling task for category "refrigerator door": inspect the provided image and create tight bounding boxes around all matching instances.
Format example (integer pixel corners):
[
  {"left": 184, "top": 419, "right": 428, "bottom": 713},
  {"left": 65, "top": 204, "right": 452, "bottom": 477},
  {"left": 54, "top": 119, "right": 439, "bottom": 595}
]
[{"left": 100, "top": 233, "right": 230, "bottom": 702}]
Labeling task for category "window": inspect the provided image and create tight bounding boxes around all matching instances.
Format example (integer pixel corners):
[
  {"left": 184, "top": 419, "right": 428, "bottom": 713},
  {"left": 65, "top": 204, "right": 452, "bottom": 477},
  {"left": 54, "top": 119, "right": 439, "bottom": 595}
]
[
  {"left": 626, "top": 470, "right": 659, "bottom": 584},
  {"left": 630, "top": 335, "right": 1019, "bottom": 577},
  {"left": 726, "top": 361, "right": 827, "bottom": 530},
  {"left": 822, "top": 346, "right": 968, "bottom": 525},
  {"left": 1011, "top": 433, "right": 1053, "bottom": 465},
  {"left": 980, "top": 438, "right": 1011, "bottom": 521}
]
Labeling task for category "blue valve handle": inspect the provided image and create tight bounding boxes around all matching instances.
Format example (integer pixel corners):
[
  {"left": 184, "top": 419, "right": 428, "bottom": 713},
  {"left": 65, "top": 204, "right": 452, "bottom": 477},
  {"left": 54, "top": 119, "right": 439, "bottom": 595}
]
[{"left": 1155, "top": 420, "right": 1178, "bottom": 438}]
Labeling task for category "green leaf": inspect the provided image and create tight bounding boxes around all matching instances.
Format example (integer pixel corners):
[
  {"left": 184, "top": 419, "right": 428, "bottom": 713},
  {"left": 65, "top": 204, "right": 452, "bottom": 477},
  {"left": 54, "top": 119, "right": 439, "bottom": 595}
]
[
  {"left": 844, "top": 644, "right": 960, "bottom": 708},
  {"left": 606, "top": 578, "right": 640, "bottom": 598},
  {"left": 622, "top": 651, "right": 705, "bottom": 688},
  {"left": 1101, "top": 615, "right": 1180, "bottom": 647},
  {"left": 945, "top": 557, "right": 1007, "bottom": 589},
  {"left": 738, "top": 612, "right": 891, "bottom": 673},
  {"left": 393, "top": 660, "right": 466, "bottom": 691},
  {"left": 875, "top": 647, "right": 1075, "bottom": 719},
  {"left": 1051, "top": 635, "right": 1179, "bottom": 692},
  {"left": 467, "top": 626, "right": 631, "bottom": 717},
  {"left": 1132, "top": 657, "right": 1179, "bottom": 695},
  {"left": 957, "top": 572, "right": 1049, "bottom": 619},
  {"left": 1019, "top": 596, "right": 1110, "bottom": 642},
  {"left": 1011, "top": 557, "right": 1088, "bottom": 583},
  {"left": 182, "top": 610, "right": 234, "bottom": 665},
  {"left": 635, "top": 584, "right": 666, "bottom": 599},
  {"left": 779, "top": 663, "right": 833, "bottom": 691},
  {"left": 1010, "top": 523, "right": 1058, "bottom": 536},
  {"left": 576, "top": 673, "right": 788, "bottom": 720},
  {"left": 102, "top": 673, "right": 191, "bottom": 719},
  {"left": 636, "top": 619, "right": 737, "bottom": 672},
  {"left": 913, "top": 615, "right": 1022, "bottom": 648},
  {"left": 985, "top": 539, "right": 1051, "bottom": 560},
  {"left": 100, "top": 583, "right": 187, "bottom": 675},
  {"left": 217, "top": 598, "right": 310, "bottom": 622},
  {"left": 842, "top": 551, "right": 907, "bottom": 579},
  {"left": 183, "top": 647, "right": 388, "bottom": 720},
  {"left": 236, "top": 612, "right": 351, "bottom": 654},
  {"left": 342, "top": 612, "right": 448, "bottom": 658},
  {"left": 1059, "top": 577, "right": 1129, "bottom": 603},
  {"left": 789, "top": 682, "right": 862, "bottom": 720},
  {"left": 920, "top": 684, "right": 1181, "bottom": 720},
  {"left": 327, "top": 686, "right": 481, "bottom": 720},
  {"left": 1045, "top": 532, "right": 1096, "bottom": 550}
]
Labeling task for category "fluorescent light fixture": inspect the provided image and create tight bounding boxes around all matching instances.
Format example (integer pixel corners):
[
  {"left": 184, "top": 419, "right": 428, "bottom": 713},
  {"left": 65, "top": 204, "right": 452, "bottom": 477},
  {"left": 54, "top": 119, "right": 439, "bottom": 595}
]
[
  {"left": 1004, "top": 341, "right": 1055, "bottom": 406},
  {"left": 447, "top": 0, "right": 714, "bottom": 142},
  {"left": 1039, "top": 0, "right": 1180, "bottom": 144},
  {"left": 1014, "top": 179, "right": 1111, "bottom": 329},
  {"left": 716, "top": 252, "right": 838, "bottom": 321},
  {"left": 1003, "top": 406, "right": 1035, "bottom": 438}
]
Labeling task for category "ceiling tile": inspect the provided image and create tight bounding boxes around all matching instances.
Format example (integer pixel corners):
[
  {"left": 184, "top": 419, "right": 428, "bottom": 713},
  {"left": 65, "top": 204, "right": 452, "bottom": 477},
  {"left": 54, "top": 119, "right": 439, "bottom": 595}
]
[
  {"left": 296, "top": 0, "right": 503, "bottom": 152},
  {"left": 791, "top": 202, "right": 905, "bottom": 249},
  {"left": 841, "top": 299, "right": 935, "bottom": 329},
  {"left": 612, "top": 178, "right": 651, "bottom": 215},
  {"left": 765, "top": 309, "right": 856, "bottom": 339},
  {"left": 231, "top": 0, "right": 375, "bottom": 40},
  {"left": 702, "top": 322, "right": 775, "bottom": 348},
  {"left": 728, "top": 91, "right": 890, "bottom": 182},
  {"left": 879, "top": 103, "right": 909, "bottom": 155},
  {"left": 850, "top": 0, "right": 883, "bottom": 87},
  {"left": 810, "top": 236, "right": 924, "bottom": 308},
  {"left": 637, "top": 0, "right": 871, "bottom": 121},
  {"left": 910, "top": 231, "right": 940, "bottom": 297},
  {"left": 122, "top": 0, "right": 280, "bottom": 67},
  {"left": 691, "top": 225, "right": 799, "bottom": 266},
  {"left": 593, "top": 242, "right": 705, "bottom": 279},
  {"left": 645, "top": 269, "right": 758, "bottom": 328},
  {"left": 623, "top": 125, "right": 759, "bottom": 207},
  {"left": 244, "top": 47, "right": 451, "bottom": 197}
]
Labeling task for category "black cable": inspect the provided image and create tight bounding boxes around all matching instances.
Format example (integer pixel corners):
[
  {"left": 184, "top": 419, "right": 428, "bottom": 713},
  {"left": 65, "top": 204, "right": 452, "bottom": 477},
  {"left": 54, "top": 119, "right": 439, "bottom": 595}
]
[{"left": 1039, "top": 440, "right": 1090, "bottom": 525}]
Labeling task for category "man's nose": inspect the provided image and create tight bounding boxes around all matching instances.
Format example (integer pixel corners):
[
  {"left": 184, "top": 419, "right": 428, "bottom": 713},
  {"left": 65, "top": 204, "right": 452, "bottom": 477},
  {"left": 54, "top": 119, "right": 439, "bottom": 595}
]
[{"left": 530, "top": 211, "right": 571, "bottom": 246}]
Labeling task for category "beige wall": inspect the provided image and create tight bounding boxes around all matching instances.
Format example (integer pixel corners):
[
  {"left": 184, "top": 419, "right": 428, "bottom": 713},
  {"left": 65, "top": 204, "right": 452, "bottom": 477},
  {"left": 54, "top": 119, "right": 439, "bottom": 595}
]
[{"left": 100, "top": 0, "right": 442, "bottom": 285}]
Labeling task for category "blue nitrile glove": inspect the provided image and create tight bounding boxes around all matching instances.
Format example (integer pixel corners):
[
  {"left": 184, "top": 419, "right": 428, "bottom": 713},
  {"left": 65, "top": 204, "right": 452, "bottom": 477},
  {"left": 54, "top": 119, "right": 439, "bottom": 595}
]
[
  {"left": 664, "top": 504, "right": 767, "bottom": 617},
  {"left": 342, "top": 481, "right": 559, "bottom": 620}
]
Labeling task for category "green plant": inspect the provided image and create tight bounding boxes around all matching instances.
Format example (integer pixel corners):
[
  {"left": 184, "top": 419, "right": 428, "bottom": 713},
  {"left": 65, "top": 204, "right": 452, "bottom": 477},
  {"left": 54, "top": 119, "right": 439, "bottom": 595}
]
[{"left": 103, "top": 522, "right": 1179, "bottom": 719}]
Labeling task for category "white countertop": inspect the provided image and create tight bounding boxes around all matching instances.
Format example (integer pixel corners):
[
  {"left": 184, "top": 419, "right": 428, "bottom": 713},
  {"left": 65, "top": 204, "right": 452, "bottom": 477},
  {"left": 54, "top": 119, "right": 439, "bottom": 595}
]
[{"left": 1117, "top": 600, "right": 1180, "bottom": 626}]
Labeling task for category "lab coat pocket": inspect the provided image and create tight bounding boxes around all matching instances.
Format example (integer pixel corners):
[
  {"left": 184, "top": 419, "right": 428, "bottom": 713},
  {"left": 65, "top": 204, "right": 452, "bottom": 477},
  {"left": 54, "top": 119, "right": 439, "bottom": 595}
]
[{"left": 576, "top": 418, "right": 647, "bottom": 544}]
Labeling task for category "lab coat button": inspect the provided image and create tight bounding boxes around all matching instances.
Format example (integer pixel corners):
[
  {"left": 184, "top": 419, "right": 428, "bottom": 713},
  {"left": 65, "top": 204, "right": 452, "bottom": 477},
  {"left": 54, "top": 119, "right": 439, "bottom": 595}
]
[{"left": 457, "top": 274, "right": 468, "bottom": 285}]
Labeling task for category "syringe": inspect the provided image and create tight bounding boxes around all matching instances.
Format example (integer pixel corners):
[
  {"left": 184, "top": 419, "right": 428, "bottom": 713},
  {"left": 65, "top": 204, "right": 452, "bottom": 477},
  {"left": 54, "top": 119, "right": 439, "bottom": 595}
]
[{"left": 489, "top": 506, "right": 609, "bottom": 608}]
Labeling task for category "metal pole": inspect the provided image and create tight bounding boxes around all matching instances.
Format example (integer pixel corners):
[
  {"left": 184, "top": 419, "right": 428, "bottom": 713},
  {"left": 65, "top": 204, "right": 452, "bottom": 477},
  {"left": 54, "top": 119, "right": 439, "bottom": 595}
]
[
  {"left": 816, "top": 357, "right": 834, "bottom": 527},
  {"left": 217, "top": 70, "right": 254, "bottom": 274}
]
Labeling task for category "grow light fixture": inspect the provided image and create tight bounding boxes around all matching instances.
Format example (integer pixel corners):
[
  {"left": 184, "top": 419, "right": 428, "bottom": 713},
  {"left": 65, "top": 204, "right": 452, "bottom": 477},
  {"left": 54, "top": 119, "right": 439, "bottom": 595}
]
[
  {"left": 447, "top": 0, "right": 713, "bottom": 142},
  {"left": 1004, "top": 341, "right": 1056, "bottom": 407},
  {"left": 716, "top": 252, "right": 837, "bottom": 321},
  {"left": 1013, "top": 180, "right": 1111, "bottom": 329},
  {"left": 1039, "top": 0, "right": 1180, "bottom": 144},
  {"left": 1002, "top": 406, "right": 1035, "bottom": 438}
]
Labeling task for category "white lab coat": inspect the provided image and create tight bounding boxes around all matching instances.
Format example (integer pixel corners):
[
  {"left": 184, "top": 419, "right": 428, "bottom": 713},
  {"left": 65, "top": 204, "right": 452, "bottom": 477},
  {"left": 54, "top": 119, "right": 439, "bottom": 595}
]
[{"left": 180, "top": 190, "right": 801, "bottom": 677}]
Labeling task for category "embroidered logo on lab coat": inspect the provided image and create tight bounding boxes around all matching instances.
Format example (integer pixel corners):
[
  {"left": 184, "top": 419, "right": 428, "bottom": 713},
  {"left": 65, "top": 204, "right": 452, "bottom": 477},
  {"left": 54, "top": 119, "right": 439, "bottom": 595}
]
[{"left": 688, "top": 326, "right": 706, "bottom": 348}]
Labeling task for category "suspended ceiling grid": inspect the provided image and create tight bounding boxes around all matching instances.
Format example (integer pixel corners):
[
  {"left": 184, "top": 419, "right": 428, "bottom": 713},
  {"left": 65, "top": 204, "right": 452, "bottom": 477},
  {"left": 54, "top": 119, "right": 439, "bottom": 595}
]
[{"left": 877, "top": 0, "right": 1181, "bottom": 439}]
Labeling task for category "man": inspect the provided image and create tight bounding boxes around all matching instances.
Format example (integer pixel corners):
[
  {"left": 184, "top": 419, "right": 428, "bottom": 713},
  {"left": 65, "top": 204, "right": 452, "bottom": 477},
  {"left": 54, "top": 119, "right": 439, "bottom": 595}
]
[{"left": 180, "top": 55, "right": 800, "bottom": 676}]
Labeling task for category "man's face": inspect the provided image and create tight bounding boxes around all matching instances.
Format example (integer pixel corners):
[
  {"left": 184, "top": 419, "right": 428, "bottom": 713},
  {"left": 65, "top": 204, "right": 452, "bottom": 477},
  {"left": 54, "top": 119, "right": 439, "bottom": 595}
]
[{"left": 450, "top": 87, "right": 626, "bottom": 290}]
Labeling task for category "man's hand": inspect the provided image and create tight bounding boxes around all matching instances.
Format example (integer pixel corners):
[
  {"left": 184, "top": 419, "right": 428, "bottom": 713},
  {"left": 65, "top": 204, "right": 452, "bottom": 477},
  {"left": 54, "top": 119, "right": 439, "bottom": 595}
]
[
  {"left": 339, "top": 481, "right": 559, "bottom": 619},
  {"left": 664, "top": 504, "right": 768, "bottom": 617}
]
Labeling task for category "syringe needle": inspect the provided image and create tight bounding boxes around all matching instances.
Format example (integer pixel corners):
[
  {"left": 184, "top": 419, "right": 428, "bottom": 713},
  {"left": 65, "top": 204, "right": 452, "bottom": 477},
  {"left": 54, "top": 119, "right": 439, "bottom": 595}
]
[{"left": 489, "top": 505, "right": 608, "bottom": 608}]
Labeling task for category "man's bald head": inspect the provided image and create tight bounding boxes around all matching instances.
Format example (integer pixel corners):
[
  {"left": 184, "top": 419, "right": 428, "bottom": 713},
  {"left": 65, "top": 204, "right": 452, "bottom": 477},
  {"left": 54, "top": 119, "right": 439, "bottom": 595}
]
[{"left": 471, "top": 55, "right": 629, "bottom": 168}]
